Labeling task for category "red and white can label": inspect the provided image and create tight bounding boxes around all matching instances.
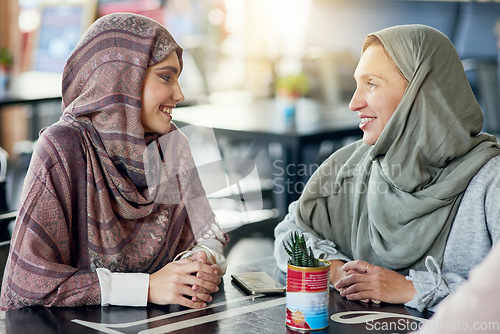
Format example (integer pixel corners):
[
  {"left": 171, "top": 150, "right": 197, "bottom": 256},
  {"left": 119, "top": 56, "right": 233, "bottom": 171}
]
[{"left": 286, "top": 262, "right": 330, "bottom": 331}]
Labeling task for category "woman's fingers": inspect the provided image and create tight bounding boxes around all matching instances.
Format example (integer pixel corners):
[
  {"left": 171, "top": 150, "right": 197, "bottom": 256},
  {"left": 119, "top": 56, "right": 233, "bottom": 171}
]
[
  {"left": 335, "top": 262, "right": 380, "bottom": 302},
  {"left": 176, "top": 261, "right": 222, "bottom": 295},
  {"left": 339, "top": 282, "right": 373, "bottom": 299},
  {"left": 175, "top": 294, "right": 207, "bottom": 309},
  {"left": 191, "top": 290, "right": 213, "bottom": 303},
  {"left": 149, "top": 276, "right": 207, "bottom": 308},
  {"left": 184, "top": 274, "right": 219, "bottom": 294},
  {"left": 210, "top": 264, "right": 222, "bottom": 277},
  {"left": 180, "top": 260, "right": 221, "bottom": 282},
  {"left": 336, "top": 262, "right": 416, "bottom": 304},
  {"left": 335, "top": 273, "right": 369, "bottom": 290},
  {"left": 191, "top": 250, "right": 208, "bottom": 264},
  {"left": 176, "top": 258, "right": 222, "bottom": 295},
  {"left": 340, "top": 282, "right": 383, "bottom": 303},
  {"left": 341, "top": 260, "right": 371, "bottom": 274},
  {"left": 196, "top": 267, "right": 221, "bottom": 284},
  {"left": 149, "top": 259, "right": 223, "bottom": 307},
  {"left": 192, "top": 284, "right": 215, "bottom": 295}
]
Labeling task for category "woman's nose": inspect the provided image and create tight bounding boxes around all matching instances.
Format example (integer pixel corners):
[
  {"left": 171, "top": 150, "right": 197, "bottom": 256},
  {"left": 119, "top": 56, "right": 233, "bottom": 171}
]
[
  {"left": 173, "top": 82, "right": 185, "bottom": 104},
  {"left": 348, "top": 88, "right": 365, "bottom": 112}
]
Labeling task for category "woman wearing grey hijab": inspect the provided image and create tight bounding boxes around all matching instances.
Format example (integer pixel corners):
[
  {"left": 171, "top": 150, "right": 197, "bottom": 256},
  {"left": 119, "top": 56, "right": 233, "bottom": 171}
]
[{"left": 274, "top": 24, "right": 500, "bottom": 312}]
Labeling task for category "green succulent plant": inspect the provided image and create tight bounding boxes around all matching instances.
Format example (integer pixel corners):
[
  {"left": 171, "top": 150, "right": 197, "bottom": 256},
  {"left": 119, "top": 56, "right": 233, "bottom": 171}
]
[{"left": 283, "top": 231, "right": 320, "bottom": 267}]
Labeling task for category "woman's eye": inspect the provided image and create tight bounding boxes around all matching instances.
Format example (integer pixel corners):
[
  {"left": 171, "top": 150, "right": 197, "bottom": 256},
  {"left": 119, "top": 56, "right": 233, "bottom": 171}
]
[
  {"left": 368, "top": 82, "right": 376, "bottom": 88},
  {"left": 161, "top": 76, "right": 172, "bottom": 83}
]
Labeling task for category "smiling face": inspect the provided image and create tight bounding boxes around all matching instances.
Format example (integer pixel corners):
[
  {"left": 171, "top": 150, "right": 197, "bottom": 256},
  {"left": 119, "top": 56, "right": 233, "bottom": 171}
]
[
  {"left": 349, "top": 43, "right": 408, "bottom": 145},
  {"left": 141, "top": 51, "right": 185, "bottom": 135}
]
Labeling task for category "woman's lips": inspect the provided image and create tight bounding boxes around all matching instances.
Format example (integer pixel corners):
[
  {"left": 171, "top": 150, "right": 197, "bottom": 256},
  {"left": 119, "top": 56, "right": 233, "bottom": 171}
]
[
  {"left": 359, "top": 117, "right": 375, "bottom": 130},
  {"left": 160, "top": 106, "right": 173, "bottom": 115},
  {"left": 159, "top": 105, "right": 173, "bottom": 120}
]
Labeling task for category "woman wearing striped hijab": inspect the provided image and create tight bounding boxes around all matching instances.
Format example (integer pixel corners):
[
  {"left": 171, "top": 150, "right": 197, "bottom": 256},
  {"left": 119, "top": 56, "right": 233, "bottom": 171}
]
[{"left": 0, "top": 13, "right": 226, "bottom": 309}]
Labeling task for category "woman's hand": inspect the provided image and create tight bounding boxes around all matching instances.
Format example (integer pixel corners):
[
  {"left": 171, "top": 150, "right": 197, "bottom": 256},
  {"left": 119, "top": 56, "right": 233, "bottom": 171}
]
[
  {"left": 187, "top": 250, "right": 222, "bottom": 302},
  {"left": 334, "top": 260, "right": 417, "bottom": 304},
  {"left": 148, "top": 251, "right": 222, "bottom": 308},
  {"left": 329, "top": 259, "right": 374, "bottom": 303},
  {"left": 329, "top": 259, "right": 348, "bottom": 286}
]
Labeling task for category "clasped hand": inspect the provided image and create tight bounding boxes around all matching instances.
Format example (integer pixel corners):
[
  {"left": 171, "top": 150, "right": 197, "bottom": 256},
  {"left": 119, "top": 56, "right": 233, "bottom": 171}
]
[
  {"left": 149, "top": 250, "right": 222, "bottom": 309},
  {"left": 330, "top": 260, "right": 416, "bottom": 304}
]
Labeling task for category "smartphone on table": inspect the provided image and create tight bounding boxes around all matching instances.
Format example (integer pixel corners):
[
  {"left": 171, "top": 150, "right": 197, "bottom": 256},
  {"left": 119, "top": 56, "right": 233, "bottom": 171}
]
[{"left": 231, "top": 271, "right": 285, "bottom": 295}]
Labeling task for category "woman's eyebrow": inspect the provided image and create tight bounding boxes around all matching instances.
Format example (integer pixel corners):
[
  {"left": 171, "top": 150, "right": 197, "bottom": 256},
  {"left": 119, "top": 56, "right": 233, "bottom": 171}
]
[
  {"left": 355, "top": 73, "right": 386, "bottom": 82},
  {"left": 155, "top": 66, "right": 179, "bottom": 74}
]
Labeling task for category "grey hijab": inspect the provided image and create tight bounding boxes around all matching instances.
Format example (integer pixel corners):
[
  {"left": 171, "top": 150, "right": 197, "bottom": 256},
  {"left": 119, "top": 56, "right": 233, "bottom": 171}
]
[{"left": 296, "top": 25, "right": 500, "bottom": 272}]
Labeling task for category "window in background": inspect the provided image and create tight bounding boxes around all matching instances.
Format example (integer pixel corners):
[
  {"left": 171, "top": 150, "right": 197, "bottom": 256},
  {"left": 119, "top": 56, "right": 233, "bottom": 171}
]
[
  {"left": 32, "top": 2, "right": 96, "bottom": 73},
  {"left": 19, "top": 0, "right": 97, "bottom": 73},
  {"left": 163, "top": 0, "right": 245, "bottom": 105},
  {"left": 162, "top": 0, "right": 315, "bottom": 104}
]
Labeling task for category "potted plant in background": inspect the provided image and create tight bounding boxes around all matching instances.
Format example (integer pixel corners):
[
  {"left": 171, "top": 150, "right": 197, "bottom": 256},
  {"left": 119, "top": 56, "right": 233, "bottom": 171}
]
[
  {"left": 0, "top": 47, "right": 13, "bottom": 92},
  {"left": 283, "top": 231, "right": 330, "bottom": 331},
  {"left": 275, "top": 73, "right": 310, "bottom": 127}
]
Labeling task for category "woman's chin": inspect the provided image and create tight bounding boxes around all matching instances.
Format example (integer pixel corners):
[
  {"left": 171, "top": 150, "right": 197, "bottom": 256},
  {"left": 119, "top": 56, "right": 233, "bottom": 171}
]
[
  {"left": 154, "top": 123, "right": 172, "bottom": 136},
  {"left": 143, "top": 124, "right": 171, "bottom": 136},
  {"left": 161, "top": 124, "right": 171, "bottom": 135},
  {"left": 362, "top": 134, "right": 377, "bottom": 146}
]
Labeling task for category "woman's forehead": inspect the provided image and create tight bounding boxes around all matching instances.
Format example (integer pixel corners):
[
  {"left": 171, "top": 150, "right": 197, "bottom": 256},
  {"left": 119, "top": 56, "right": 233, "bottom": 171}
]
[{"left": 354, "top": 45, "right": 392, "bottom": 78}]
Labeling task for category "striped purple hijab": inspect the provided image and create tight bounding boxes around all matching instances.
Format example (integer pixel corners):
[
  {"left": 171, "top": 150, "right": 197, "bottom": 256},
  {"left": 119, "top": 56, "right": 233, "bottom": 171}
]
[
  {"left": 1, "top": 13, "right": 224, "bottom": 309},
  {"left": 62, "top": 12, "right": 183, "bottom": 190},
  {"left": 59, "top": 12, "right": 224, "bottom": 269}
]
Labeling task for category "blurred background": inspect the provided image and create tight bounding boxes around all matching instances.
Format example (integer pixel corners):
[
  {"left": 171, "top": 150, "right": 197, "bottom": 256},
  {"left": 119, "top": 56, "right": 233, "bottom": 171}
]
[
  {"left": 1, "top": 0, "right": 500, "bottom": 257},
  {"left": 1, "top": 1, "right": 499, "bottom": 152}
]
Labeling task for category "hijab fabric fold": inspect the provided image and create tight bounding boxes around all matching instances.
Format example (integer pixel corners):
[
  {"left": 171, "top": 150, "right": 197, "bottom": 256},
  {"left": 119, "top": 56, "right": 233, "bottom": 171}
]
[{"left": 296, "top": 25, "right": 500, "bottom": 272}]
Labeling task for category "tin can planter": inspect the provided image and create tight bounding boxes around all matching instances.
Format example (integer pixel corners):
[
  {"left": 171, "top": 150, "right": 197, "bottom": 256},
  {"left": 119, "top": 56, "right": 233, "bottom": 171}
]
[{"left": 285, "top": 259, "right": 330, "bottom": 331}]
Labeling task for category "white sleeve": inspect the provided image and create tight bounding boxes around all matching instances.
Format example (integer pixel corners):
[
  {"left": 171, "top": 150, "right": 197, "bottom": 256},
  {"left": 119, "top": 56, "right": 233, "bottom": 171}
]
[{"left": 96, "top": 268, "right": 150, "bottom": 307}]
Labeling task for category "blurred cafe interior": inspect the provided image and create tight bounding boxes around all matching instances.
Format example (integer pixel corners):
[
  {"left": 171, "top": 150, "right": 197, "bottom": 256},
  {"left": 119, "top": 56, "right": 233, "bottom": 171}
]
[{"left": 1, "top": 0, "right": 500, "bottom": 263}]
